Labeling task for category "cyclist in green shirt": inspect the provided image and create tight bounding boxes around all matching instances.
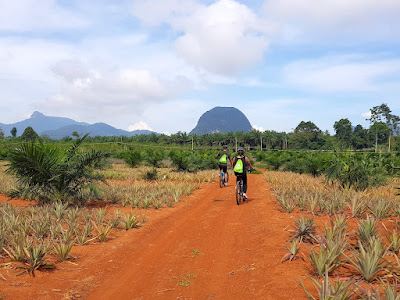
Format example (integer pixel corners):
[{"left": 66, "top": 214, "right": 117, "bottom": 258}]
[
  {"left": 217, "top": 145, "right": 232, "bottom": 185},
  {"left": 233, "top": 147, "right": 254, "bottom": 200}
]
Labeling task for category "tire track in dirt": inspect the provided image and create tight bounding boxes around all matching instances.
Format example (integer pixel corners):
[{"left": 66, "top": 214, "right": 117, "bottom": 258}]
[{"left": 86, "top": 173, "right": 311, "bottom": 300}]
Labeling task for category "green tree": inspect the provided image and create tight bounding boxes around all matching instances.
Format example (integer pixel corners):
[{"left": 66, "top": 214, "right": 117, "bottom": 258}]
[
  {"left": 10, "top": 127, "right": 17, "bottom": 137},
  {"left": 21, "top": 126, "right": 39, "bottom": 141},
  {"left": 368, "top": 103, "right": 400, "bottom": 151},
  {"left": 291, "top": 121, "right": 325, "bottom": 150},
  {"left": 72, "top": 131, "right": 80, "bottom": 138},
  {"left": 333, "top": 118, "right": 353, "bottom": 148},
  {"left": 0, "top": 128, "right": 4, "bottom": 139},
  {"left": 352, "top": 125, "right": 370, "bottom": 149},
  {"left": 369, "top": 122, "right": 390, "bottom": 150}
]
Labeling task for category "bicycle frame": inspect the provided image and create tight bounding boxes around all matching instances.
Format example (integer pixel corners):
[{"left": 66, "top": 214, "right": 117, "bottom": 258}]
[{"left": 236, "top": 175, "right": 244, "bottom": 205}]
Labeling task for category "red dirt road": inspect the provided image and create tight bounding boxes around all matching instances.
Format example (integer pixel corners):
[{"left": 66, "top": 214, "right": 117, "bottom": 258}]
[{"left": 1, "top": 173, "right": 311, "bottom": 299}]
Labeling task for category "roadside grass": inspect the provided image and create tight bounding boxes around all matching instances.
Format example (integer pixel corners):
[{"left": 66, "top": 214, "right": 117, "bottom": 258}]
[
  {"left": 98, "top": 164, "right": 215, "bottom": 183},
  {"left": 0, "top": 161, "right": 16, "bottom": 195}
]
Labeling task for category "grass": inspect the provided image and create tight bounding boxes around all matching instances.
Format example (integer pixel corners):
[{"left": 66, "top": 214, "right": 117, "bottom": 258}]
[
  {"left": 98, "top": 164, "right": 215, "bottom": 183},
  {"left": 0, "top": 161, "right": 16, "bottom": 194}
]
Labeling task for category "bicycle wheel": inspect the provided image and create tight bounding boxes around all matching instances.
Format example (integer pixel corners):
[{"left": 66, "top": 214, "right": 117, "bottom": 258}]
[
  {"left": 219, "top": 173, "right": 224, "bottom": 188},
  {"left": 236, "top": 180, "right": 242, "bottom": 205},
  {"left": 225, "top": 172, "right": 229, "bottom": 184}
]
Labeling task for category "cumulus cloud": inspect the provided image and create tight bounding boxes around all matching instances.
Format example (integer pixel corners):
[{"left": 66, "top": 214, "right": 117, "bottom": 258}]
[
  {"left": 133, "top": 0, "right": 272, "bottom": 75},
  {"left": 128, "top": 121, "right": 154, "bottom": 131},
  {"left": 252, "top": 125, "right": 265, "bottom": 132},
  {"left": 283, "top": 54, "right": 400, "bottom": 93},
  {"left": 263, "top": 0, "right": 400, "bottom": 44},
  {"left": 42, "top": 61, "right": 189, "bottom": 117}
]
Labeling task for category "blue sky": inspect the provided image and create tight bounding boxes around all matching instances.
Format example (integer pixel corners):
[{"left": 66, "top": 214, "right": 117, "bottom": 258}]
[{"left": 0, "top": 0, "right": 399, "bottom": 134}]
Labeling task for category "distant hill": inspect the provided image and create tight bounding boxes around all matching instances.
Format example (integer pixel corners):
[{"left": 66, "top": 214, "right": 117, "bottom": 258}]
[
  {"left": 190, "top": 107, "right": 252, "bottom": 135},
  {"left": 0, "top": 111, "right": 88, "bottom": 137},
  {"left": 42, "top": 123, "right": 154, "bottom": 139},
  {"left": 0, "top": 111, "right": 156, "bottom": 139}
]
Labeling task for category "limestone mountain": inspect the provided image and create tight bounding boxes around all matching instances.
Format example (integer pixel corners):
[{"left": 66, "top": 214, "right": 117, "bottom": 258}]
[{"left": 190, "top": 107, "right": 252, "bottom": 135}]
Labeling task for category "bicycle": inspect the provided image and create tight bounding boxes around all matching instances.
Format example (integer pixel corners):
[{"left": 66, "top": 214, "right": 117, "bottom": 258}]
[
  {"left": 235, "top": 168, "right": 255, "bottom": 205},
  {"left": 235, "top": 174, "right": 244, "bottom": 205},
  {"left": 219, "top": 171, "right": 229, "bottom": 188}
]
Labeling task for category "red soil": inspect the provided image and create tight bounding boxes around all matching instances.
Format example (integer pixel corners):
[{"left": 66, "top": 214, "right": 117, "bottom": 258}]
[
  {"left": 0, "top": 194, "right": 36, "bottom": 206},
  {"left": 0, "top": 173, "right": 314, "bottom": 299}
]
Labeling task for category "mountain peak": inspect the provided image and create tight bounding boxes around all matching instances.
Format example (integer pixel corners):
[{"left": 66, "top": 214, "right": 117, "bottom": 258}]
[
  {"left": 190, "top": 107, "right": 252, "bottom": 135},
  {"left": 31, "top": 111, "right": 45, "bottom": 118}
]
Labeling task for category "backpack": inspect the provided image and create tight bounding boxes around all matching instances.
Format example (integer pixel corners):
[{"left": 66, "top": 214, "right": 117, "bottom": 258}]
[
  {"left": 219, "top": 154, "right": 227, "bottom": 164},
  {"left": 233, "top": 157, "right": 244, "bottom": 173}
]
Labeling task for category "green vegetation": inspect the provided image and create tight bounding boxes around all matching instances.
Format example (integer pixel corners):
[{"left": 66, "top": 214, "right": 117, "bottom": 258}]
[
  {"left": 0, "top": 202, "right": 145, "bottom": 275},
  {"left": 258, "top": 151, "right": 399, "bottom": 190},
  {"left": 270, "top": 169, "right": 400, "bottom": 298},
  {"left": 6, "top": 134, "right": 109, "bottom": 204}
]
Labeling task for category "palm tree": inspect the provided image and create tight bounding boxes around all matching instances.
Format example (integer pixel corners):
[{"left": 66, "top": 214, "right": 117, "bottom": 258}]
[{"left": 7, "top": 134, "right": 109, "bottom": 204}]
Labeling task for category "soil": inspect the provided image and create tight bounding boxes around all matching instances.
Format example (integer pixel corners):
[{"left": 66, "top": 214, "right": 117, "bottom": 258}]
[{"left": 0, "top": 172, "right": 314, "bottom": 299}]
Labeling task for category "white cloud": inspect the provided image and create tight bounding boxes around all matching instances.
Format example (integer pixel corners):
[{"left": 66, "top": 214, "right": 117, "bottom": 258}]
[
  {"left": 283, "top": 54, "right": 400, "bottom": 93},
  {"left": 252, "top": 125, "right": 265, "bottom": 132},
  {"left": 128, "top": 121, "right": 154, "bottom": 131},
  {"left": 362, "top": 112, "right": 372, "bottom": 119},
  {"left": 263, "top": 0, "right": 400, "bottom": 44},
  {"left": 133, "top": 0, "right": 272, "bottom": 76}
]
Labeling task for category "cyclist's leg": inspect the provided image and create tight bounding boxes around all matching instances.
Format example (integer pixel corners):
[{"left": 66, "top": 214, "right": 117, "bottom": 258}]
[
  {"left": 222, "top": 165, "right": 228, "bottom": 183},
  {"left": 242, "top": 173, "right": 248, "bottom": 199},
  {"left": 242, "top": 173, "right": 248, "bottom": 192},
  {"left": 234, "top": 172, "right": 240, "bottom": 190}
]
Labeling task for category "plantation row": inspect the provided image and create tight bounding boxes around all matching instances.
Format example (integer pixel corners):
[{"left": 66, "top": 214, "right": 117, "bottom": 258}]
[
  {"left": 257, "top": 151, "right": 400, "bottom": 190},
  {"left": 267, "top": 171, "right": 400, "bottom": 298},
  {"left": 0, "top": 202, "right": 143, "bottom": 275}
]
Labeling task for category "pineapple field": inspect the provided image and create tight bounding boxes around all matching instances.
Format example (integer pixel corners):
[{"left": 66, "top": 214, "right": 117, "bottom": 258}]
[{"left": 0, "top": 137, "right": 399, "bottom": 299}]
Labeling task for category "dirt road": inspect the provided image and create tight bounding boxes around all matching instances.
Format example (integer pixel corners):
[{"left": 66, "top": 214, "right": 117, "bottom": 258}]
[{"left": 1, "top": 173, "right": 311, "bottom": 299}]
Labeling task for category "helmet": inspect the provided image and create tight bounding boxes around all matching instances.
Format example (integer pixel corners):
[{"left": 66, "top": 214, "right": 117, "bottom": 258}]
[
  {"left": 238, "top": 147, "right": 244, "bottom": 155},
  {"left": 223, "top": 145, "right": 228, "bottom": 150}
]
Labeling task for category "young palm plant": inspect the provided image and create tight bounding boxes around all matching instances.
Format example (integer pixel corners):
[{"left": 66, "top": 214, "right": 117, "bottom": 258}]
[{"left": 6, "top": 134, "right": 109, "bottom": 204}]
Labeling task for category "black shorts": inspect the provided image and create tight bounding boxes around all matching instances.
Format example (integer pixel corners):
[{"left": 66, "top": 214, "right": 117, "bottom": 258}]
[{"left": 219, "top": 164, "right": 228, "bottom": 173}]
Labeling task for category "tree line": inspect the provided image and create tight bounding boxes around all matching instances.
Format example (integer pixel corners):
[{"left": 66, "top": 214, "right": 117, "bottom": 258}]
[{"left": 1, "top": 103, "right": 399, "bottom": 152}]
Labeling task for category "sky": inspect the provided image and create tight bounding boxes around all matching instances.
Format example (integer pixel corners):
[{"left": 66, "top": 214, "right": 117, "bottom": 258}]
[{"left": 0, "top": 0, "right": 399, "bottom": 135}]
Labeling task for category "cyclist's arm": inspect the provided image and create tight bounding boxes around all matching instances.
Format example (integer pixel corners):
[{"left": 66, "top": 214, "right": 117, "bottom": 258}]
[
  {"left": 232, "top": 157, "right": 237, "bottom": 167},
  {"left": 245, "top": 157, "right": 253, "bottom": 170}
]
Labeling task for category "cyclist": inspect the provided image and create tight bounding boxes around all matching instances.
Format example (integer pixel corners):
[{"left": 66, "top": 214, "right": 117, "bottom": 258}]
[
  {"left": 216, "top": 145, "right": 232, "bottom": 185},
  {"left": 232, "top": 147, "right": 254, "bottom": 200}
]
